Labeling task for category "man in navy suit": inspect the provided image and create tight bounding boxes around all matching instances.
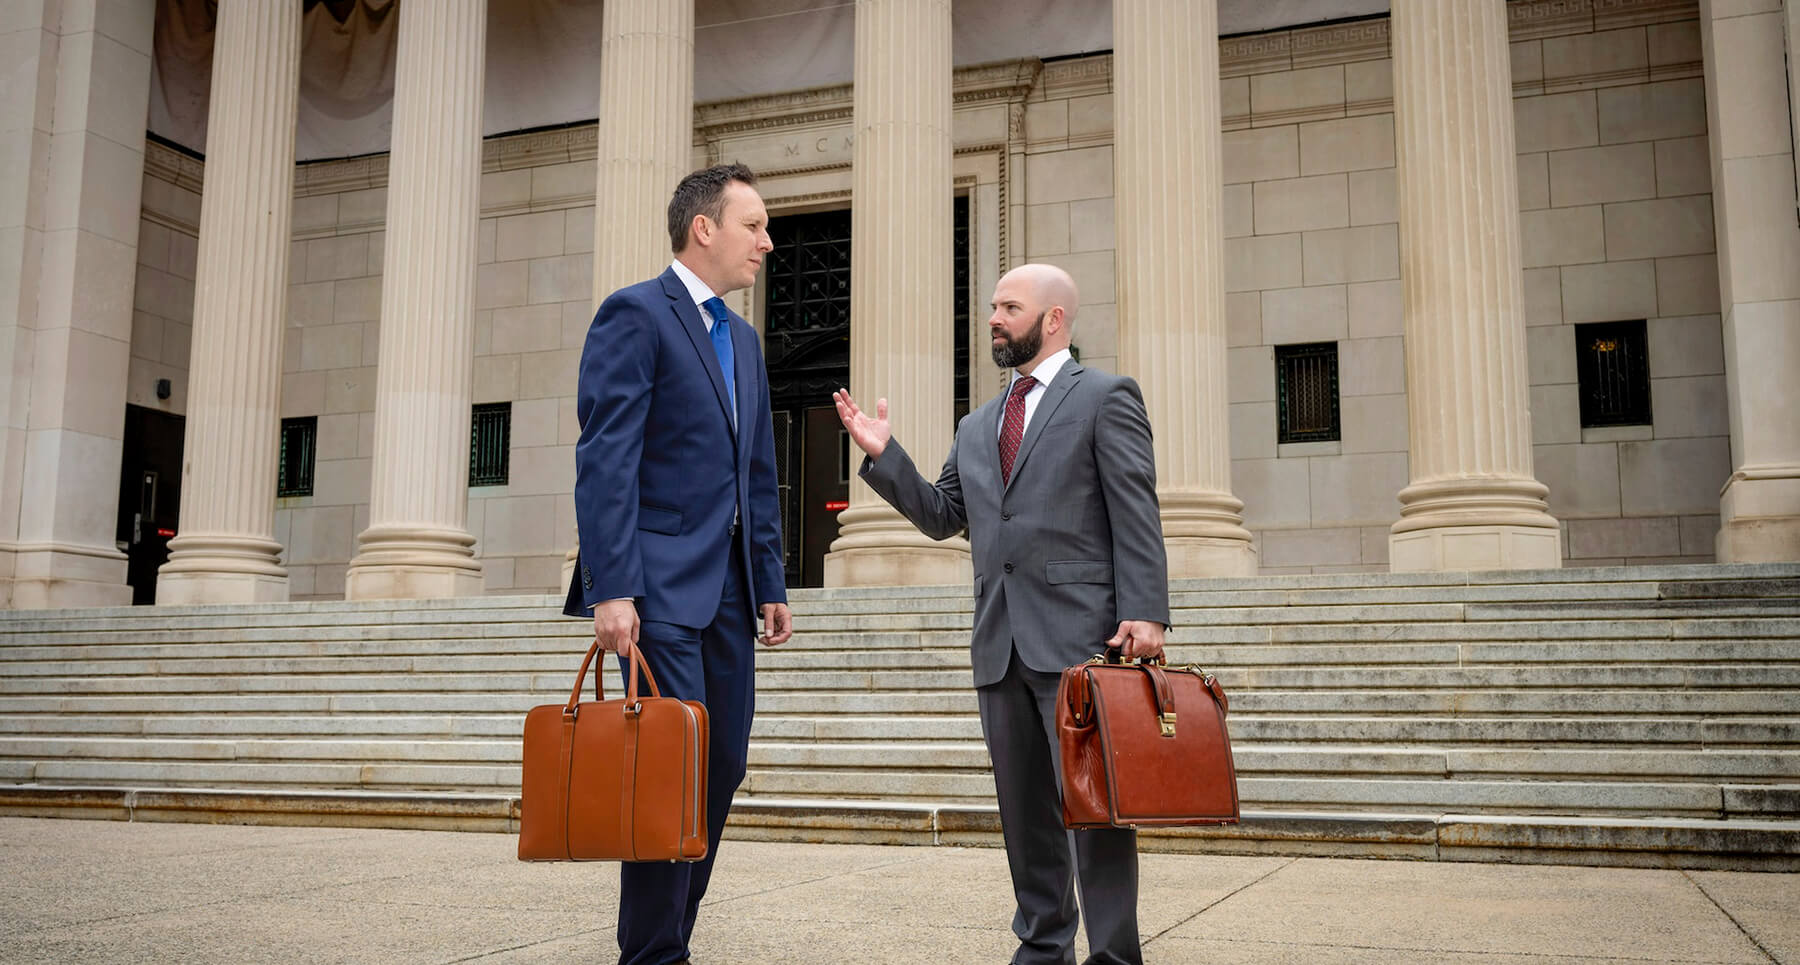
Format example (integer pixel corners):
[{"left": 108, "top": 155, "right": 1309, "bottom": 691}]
[{"left": 565, "top": 163, "right": 792, "bottom": 965}]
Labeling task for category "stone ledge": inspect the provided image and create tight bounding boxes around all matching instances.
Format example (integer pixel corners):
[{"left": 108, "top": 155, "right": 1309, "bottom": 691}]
[{"left": 4, "top": 786, "right": 1794, "bottom": 870}]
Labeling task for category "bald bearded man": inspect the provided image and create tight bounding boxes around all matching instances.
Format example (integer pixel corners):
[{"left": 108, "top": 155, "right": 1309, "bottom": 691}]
[{"left": 834, "top": 264, "right": 1171, "bottom": 965}]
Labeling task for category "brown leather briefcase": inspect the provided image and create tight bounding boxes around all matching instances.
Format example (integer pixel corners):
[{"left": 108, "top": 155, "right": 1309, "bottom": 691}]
[
  {"left": 1057, "top": 651, "right": 1240, "bottom": 829},
  {"left": 518, "top": 642, "right": 710, "bottom": 862}
]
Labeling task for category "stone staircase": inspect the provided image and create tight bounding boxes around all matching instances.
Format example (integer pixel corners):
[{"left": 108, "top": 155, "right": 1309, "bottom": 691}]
[{"left": 1, "top": 563, "right": 1797, "bottom": 869}]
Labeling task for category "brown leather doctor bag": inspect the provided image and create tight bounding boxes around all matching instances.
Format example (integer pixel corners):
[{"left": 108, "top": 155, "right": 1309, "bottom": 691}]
[
  {"left": 518, "top": 641, "right": 709, "bottom": 862},
  {"left": 1057, "top": 650, "right": 1240, "bottom": 829}
]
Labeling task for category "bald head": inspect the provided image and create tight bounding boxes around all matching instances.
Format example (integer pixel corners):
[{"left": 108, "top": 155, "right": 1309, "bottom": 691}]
[
  {"left": 988, "top": 263, "right": 1081, "bottom": 371},
  {"left": 1002, "top": 263, "right": 1080, "bottom": 327}
]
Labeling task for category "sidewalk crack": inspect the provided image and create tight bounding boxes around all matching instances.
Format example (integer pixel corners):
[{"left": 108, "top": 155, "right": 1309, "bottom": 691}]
[
  {"left": 1141, "top": 856, "right": 1297, "bottom": 948},
  {"left": 1682, "top": 870, "right": 1782, "bottom": 965}
]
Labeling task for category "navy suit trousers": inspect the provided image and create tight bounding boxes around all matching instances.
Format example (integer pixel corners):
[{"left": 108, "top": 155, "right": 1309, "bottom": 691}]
[{"left": 614, "top": 550, "right": 756, "bottom": 965}]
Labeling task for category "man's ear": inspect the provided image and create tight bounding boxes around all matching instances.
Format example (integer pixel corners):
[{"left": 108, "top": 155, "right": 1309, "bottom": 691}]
[{"left": 690, "top": 214, "right": 712, "bottom": 249}]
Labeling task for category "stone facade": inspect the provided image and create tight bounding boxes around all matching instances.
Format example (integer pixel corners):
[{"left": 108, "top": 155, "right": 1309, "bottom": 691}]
[{"left": 69, "top": 0, "right": 1785, "bottom": 602}]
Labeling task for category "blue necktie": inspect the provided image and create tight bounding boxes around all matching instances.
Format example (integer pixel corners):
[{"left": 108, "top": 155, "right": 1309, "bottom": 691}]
[{"left": 703, "top": 296, "right": 737, "bottom": 432}]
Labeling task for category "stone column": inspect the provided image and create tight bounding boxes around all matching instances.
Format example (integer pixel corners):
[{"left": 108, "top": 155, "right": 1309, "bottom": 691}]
[
  {"left": 823, "top": 0, "right": 972, "bottom": 586},
  {"left": 156, "top": 1, "right": 302, "bottom": 604},
  {"left": 1699, "top": 0, "right": 1800, "bottom": 562},
  {"left": 0, "top": 1, "right": 155, "bottom": 608},
  {"left": 1386, "top": 0, "right": 1561, "bottom": 572},
  {"left": 345, "top": 0, "right": 488, "bottom": 600},
  {"left": 563, "top": 0, "right": 695, "bottom": 592},
  {"left": 1113, "top": 0, "right": 1257, "bottom": 578}
]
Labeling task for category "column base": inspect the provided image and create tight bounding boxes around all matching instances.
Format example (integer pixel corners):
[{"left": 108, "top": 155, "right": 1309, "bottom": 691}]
[
  {"left": 345, "top": 524, "right": 483, "bottom": 601},
  {"left": 1165, "top": 537, "right": 1258, "bottom": 579},
  {"left": 823, "top": 504, "right": 972, "bottom": 587},
  {"left": 1389, "top": 525, "right": 1562, "bottom": 572},
  {"left": 1159, "top": 491, "right": 1259, "bottom": 578},
  {"left": 156, "top": 532, "right": 289, "bottom": 605},
  {"left": 1389, "top": 476, "right": 1563, "bottom": 572},
  {"left": 0, "top": 542, "right": 132, "bottom": 609},
  {"left": 1716, "top": 466, "right": 1800, "bottom": 562}
]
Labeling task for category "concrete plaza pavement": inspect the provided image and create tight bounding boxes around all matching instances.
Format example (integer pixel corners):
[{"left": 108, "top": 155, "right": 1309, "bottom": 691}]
[{"left": 1, "top": 816, "right": 1795, "bottom": 964}]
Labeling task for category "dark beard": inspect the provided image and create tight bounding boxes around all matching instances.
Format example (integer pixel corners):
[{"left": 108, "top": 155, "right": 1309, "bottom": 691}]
[{"left": 990, "top": 310, "right": 1047, "bottom": 369}]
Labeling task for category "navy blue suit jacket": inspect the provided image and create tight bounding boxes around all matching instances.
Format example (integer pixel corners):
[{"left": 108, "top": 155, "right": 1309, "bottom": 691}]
[{"left": 563, "top": 268, "right": 787, "bottom": 626}]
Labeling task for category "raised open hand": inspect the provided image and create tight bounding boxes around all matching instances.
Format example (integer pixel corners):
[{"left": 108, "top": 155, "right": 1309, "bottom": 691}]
[{"left": 832, "top": 388, "right": 891, "bottom": 459}]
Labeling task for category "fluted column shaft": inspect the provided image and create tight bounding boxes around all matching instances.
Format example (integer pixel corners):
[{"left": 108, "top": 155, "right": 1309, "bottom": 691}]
[
  {"left": 564, "top": 0, "right": 694, "bottom": 591},
  {"left": 345, "top": 0, "right": 488, "bottom": 600},
  {"left": 157, "top": 0, "right": 301, "bottom": 604},
  {"left": 1114, "top": 0, "right": 1256, "bottom": 578},
  {"left": 593, "top": 0, "right": 693, "bottom": 300},
  {"left": 1387, "top": 0, "right": 1561, "bottom": 571},
  {"left": 823, "top": 0, "right": 972, "bottom": 587}
]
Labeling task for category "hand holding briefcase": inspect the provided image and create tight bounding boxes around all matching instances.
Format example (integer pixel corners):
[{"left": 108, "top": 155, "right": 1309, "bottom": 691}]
[
  {"left": 518, "top": 642, "right": 710, "bottom": 862},
  {"left": 1058, "top": 650, "right": 1239, "bottom": 829}
]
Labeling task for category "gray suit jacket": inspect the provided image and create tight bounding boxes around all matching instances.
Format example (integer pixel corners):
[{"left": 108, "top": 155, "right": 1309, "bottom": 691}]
[{"left": 861, "top": 362, "right": 1171, "bottom": 687}]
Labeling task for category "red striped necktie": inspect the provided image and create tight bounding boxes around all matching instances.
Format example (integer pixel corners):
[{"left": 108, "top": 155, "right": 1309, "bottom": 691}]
[{"left": 998, "top": 375, "right": 1038, "bottom": 485}]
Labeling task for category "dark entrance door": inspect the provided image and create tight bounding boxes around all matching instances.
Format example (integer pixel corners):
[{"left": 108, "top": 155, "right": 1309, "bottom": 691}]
[
  {"left": 762, "top": 198, "right": 971, "bottom": 587},
  {"left": 116, "top": 405, "right": 185, "bottom": 604}
]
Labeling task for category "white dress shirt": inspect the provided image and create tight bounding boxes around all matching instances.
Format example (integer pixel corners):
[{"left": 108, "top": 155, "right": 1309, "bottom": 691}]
[
  {"left": 670, "top": 259, "right": 725, "bottom": 331},
  {"left": 997, "top": 347, "right": 1073, "bottom": 439}
]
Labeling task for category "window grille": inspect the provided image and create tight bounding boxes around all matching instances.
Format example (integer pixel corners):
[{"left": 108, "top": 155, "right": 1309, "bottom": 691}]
[
  {"left": 277, "top": 417, "right": 317, "bottom": 498},
  {"left": 470, "top": 403, "right": 511, "bottom": 487},
  {"left": 1276, "top": 343, "right": 1341, "bottom": 444},
  {"left": 1576, "top": 320, "right": 1652, "bottom": 428}
]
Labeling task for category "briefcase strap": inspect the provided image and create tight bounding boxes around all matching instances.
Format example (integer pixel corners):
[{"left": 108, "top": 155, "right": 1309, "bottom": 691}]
[{"left": 564, "top": 642, "right": 664, "bottom": 715}]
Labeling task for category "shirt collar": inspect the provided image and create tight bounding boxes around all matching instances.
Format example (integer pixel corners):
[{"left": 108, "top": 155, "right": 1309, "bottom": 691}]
[
  {"left": 669, "top": 258, "right": 718, "bottom": 309},
  {"left": 1012, "top": 348, "right": 1073, "bottom": 391}
]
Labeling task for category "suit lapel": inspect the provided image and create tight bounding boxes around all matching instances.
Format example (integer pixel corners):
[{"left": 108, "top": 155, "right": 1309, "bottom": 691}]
[
  {"left": 1003, "top": 362, "right": 1083, "bottom": 496},
  {"left": 970, "top": 394, "right": 1005, "bottom": 486},
  {"left": 660, "top": 270, "right": 736, "bottom": 434}
]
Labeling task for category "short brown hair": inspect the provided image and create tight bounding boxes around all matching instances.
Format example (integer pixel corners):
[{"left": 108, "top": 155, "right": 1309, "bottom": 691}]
[{"left": 667, "top": 163, "right": 758, "bottom": 254}]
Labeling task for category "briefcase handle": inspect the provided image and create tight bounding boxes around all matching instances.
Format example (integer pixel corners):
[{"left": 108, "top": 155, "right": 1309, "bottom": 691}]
[
  {"left": 1087, "top": 648, "right": 1229, "bottom": 715},
  {"left": 564, "top": 641, "right": 664, "bottom": 716}
]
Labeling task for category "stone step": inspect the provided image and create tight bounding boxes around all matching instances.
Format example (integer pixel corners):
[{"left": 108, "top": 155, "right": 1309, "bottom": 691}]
[
  {"left": 7, "top": 598, "right": 1797, "bottom": 642},
  {"left": 7, "top": 662, "right": 1798, "bottom": 698},
  {"left": 0, "top": 647, "right": 980, "bottom": 678},
  {"left": 0, "top": 564, "right": 1792, "bottom": 632},
  {"left": 4, "top": 686, "right": 1796, "bottom": 719},
  {"left": 14, "top": 758, "right": 521, "bottom": 789},
  {"left": 7, "top": 616, "right": 1798, "bottom": 654},
  {"left": 17, "top": 738, "right": 1791, "bottom": 783},
  {"left": 1232, "top": 690, "right": 1800, "bottom": 715},
  {"left": 4, "top": 712, "right": 1792, "bottom": 751},
  {"left": 0, "top": 714, "right": 528, "bottom": 738},
  {"left": 6, "top": 638, "right": 1796, "bottom": 674},
  {"left": 1, "top": 785, "right": 1791, "bottom": 870},
  {"left": 733, "top": 769, "right": 1745, "bottom": 816}
]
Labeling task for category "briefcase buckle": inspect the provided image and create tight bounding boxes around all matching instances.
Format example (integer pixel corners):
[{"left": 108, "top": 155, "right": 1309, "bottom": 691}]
[{"left": 1158, "top": 711, "right": 1177, "bottom": 738}]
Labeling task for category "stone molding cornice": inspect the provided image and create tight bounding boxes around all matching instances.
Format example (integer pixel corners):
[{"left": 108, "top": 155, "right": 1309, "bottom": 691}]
[
  {"left": 148, "top": 0, "right": 1701, "bottom": 201},
  {"left": 145, "top": 140, "right": 205, "bottom": 192},
  {"left": 694, "top": 59, "right": 1040, "bottom": 139}
]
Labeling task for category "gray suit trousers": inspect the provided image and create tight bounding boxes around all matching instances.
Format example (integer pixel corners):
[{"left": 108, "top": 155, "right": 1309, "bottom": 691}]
[{"left": 981, "top": 647, "right": 1140, "bottom": 965}]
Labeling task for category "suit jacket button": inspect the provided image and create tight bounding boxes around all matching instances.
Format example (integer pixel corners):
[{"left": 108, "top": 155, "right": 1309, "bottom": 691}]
[
  {"left": 1001, "top": 512, "right": 1012, "bottom": 521},
  {"left": 1003, "top": 562, "right": 1014, "bottom": 573}
]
